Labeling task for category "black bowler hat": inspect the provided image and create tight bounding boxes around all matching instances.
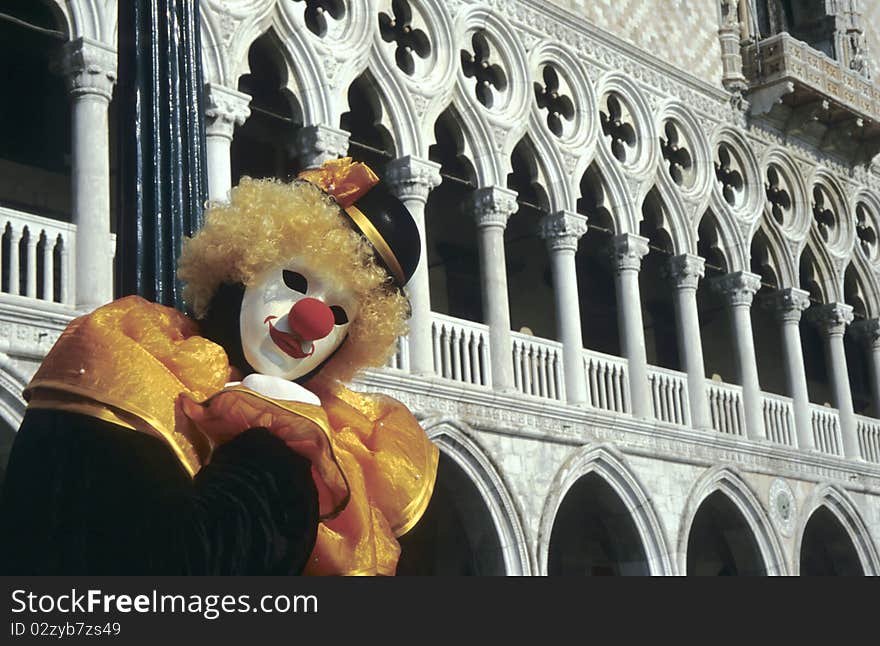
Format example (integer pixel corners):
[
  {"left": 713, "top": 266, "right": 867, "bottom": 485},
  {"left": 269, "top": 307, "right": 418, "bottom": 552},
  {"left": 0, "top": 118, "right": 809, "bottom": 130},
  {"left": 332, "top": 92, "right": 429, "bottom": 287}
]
[{"left": 298, "top": 158, "right": 421, "bottom": 288}]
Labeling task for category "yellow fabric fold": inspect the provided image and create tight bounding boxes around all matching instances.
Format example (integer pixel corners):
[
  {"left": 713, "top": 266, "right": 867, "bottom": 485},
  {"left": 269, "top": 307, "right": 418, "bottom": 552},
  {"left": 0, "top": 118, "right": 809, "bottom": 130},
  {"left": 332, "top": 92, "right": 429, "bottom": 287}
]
[{"left": 22, "top": 295, "right": 438, "bottom": 576}]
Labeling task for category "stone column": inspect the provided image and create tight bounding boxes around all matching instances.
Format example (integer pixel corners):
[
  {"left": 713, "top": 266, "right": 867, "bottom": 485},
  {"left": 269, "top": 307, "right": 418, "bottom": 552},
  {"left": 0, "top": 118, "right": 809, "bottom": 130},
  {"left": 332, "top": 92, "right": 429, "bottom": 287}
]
[
  {"left": 711, "top": 271, "right": 764, "bottom": 440},
  {"left": 668, "top": 254, "right": 711, "bottom": 429},
  {"left": 539, "top": 211, "right": 589, "bottom": 405},
  {"left": 808, "top": 303, "right": 859, "bottom": 459},
  {"left": 386, "top": 156, "right": 442, "bottom": 376},
  {"left": 204, "top": 83, "right": 251, "bottom": 201},
  {"left": 609, "top": 234, "right": 651, "bottom": 418},
  {"left": 766, "top": 288, "right": 813, "bottom": 450},
  {"left": 294, "top": 124, "right": 350, "bottom": 170},
  {"left": 719, "top": 0, "right": 747, "bottom": 92},
  {"left": 466, "top": 187, "right": 519, "bottom": 392},
  {"left": 57, "top": 37, "right": 116, "bottom": 310},
  {"left": 851, "top": 318, "right": 880, "bottom": 418}
]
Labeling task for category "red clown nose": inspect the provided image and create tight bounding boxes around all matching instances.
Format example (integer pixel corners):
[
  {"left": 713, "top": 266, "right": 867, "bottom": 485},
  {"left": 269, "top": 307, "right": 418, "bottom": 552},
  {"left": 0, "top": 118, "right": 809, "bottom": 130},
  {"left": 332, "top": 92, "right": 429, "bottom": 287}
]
[{"left": 288, "top": 298, "right": 335, "bottom": 341}]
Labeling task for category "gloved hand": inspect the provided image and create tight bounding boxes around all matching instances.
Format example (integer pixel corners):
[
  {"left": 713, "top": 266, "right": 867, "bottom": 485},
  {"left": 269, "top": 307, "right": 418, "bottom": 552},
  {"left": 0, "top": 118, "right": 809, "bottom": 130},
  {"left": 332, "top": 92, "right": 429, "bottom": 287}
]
[{"left": 177, "top": 386, "right": 350, "bottom": 519}]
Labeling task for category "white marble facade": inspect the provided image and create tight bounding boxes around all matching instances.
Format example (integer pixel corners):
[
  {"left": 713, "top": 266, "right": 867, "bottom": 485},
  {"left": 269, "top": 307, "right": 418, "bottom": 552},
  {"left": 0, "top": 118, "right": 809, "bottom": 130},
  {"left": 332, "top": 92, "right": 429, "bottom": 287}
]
[{"left": 3, "top": 0, "right": 880, "bottom": 575}]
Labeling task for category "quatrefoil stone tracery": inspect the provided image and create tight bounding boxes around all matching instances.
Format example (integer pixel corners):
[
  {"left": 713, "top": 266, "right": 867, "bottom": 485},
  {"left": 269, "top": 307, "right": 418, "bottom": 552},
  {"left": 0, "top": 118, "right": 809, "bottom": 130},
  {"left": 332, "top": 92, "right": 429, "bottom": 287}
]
[
  {"left": 379, "top": 0, "right": 431, "bottom": 76},
  {"left": 812, "top": 186, "right": 837, "bottom": 243},
  {"left": 600, "top": 93, "right": 636, "bottom": 164},
  {"left": 460, "top": 31, "right": 507, "bottom": 109},
  {"left": 714, "top": 143, "right": 744, "bottom": 207},
  {"left": 765, "top": 165, "right": 792, "bottom": 226},
  {"left": 294, "top": 0, "right": 345, "bottom": 38},
  {"left": 856, "top": 203, "right": 878, "bottom": 260},
  {"left": 660, "top": 121, "right": 693, "bottom": 187},
  {"left": 534, "top": 65, "right": 574, "bottom": 138}
]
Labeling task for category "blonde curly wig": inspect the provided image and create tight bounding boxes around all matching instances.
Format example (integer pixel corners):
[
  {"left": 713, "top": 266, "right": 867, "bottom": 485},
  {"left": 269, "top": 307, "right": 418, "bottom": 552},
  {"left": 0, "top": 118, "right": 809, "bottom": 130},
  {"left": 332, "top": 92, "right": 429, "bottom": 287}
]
[{"left": 177, "top": 177, "right": 410, "bottom": 382}]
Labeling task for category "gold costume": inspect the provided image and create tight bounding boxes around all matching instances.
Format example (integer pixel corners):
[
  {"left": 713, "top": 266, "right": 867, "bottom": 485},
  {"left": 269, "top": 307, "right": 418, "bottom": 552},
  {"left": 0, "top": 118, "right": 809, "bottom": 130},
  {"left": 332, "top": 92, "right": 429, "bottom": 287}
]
[{"left": 25, "top": 296, "right": 438, "bottom": 576}]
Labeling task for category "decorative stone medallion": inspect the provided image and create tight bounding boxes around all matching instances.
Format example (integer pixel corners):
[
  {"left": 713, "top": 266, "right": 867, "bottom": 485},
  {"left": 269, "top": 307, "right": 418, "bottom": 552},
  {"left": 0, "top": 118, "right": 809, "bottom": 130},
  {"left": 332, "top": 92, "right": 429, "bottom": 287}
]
[{"left": 769, "top": 478, "right": 795, "bottom": 537}]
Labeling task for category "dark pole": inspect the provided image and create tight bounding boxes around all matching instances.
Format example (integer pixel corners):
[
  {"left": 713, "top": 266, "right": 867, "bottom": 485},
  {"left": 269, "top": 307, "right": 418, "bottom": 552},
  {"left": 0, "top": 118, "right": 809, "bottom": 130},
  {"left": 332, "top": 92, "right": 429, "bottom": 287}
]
[{"left": 116, "top": 0, "right": 208, "bottom": 311}]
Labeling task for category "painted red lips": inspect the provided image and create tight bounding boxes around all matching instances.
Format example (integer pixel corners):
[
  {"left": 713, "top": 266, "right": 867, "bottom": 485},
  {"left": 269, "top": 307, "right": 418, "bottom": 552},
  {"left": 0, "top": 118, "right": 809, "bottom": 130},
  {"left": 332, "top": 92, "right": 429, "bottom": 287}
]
[{"left": 264, "top": 316, "right": 314, "bottom": 359}]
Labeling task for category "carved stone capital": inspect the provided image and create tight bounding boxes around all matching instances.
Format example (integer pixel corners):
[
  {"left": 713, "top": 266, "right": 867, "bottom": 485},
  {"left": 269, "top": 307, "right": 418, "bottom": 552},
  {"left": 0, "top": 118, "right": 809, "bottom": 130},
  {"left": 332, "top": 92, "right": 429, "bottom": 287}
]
[
  {"left": 466, "top": 187, "right": 519, "bottom": 229},
  {"left": 807, "top": 302, "right": 854, "bottom": 337},
  {"left": 849, "top": 318, "right": 880, "bottom": 350},
  {"left": 56, "top": 37, "right": 117, "bottom": 101},
  {"left": 295, "top": 125, "right": 350, "bottom": 170},
  {"left": 711, "top": 271, "right": 762, "bottom": 307},
  {"left": 763, "top": 287, "right": 812, "bottom": 323},
  {"left": 385, "top": 156, "right": 442, "bottom": 202},
  {"left": 608, "top": 234, "right": 649, "bottom": 273},
  {"left": 204, "top": 83, "right": 251, "bottom": 140},
  {"left": 666, "top": 254, "right": 705, "bottom": 290},
  {"left": 539, "top": 211, "right": 588, "bottom": 253}
]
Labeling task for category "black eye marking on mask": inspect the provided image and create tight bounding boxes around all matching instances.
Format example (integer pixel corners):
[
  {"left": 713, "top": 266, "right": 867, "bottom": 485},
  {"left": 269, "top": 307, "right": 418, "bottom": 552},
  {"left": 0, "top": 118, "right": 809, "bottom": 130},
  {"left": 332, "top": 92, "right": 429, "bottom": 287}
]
[
  {"left": 330, "top": 306, "right": 348, "bottom": 325},
  {"left": 282, "top": 270, "right": 308, "bottom": 294}
]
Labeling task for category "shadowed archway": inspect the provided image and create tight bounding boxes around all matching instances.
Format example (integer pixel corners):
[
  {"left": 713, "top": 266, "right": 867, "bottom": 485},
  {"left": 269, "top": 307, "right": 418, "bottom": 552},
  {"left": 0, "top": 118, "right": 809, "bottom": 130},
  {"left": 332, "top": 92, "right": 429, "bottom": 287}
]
[
  {"left": 396, "top": 452, "right": 505, "bottom": 575},
  {"left": 800, "top": 506, "right": 864, "bottom": 576},
  {"left": 686, "top": 491, "right": 766, "bottom": 576},
  {"left": 547, "top": 472, "right": 650, "bottom": 576}
]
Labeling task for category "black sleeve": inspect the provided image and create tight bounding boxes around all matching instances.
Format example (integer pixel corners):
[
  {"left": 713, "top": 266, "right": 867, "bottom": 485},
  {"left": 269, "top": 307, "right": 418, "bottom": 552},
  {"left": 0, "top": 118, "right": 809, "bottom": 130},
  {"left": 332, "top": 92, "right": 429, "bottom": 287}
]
[{"left": 0, "top": 409, "right": 319, "bottom": 575}]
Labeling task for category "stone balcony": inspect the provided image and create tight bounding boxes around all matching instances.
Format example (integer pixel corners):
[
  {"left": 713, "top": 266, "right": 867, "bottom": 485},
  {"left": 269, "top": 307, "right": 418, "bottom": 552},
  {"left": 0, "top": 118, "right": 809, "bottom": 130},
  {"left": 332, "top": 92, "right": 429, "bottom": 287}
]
[
  {"left": 377, "top": 312, "right": 880, "bottom": 469},
  {"left": 742, "top": 32, "right": 880, "bottom": 165}
]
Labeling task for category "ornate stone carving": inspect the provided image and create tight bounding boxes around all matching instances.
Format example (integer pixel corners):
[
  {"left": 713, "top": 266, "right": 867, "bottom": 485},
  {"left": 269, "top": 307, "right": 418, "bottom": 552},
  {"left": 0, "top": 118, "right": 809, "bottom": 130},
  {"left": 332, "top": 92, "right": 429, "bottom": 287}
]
[
  {"left": 467, "top": 187, "right": 518, "bottom": 229},
  {"left": 385, "top": 156, "right": 442, "bottom": 202},
  {"left": 538, "top": 211, "right": 587, "bottom": 253},
  {"left": 769, "top": 478, "right": 796, "bottom": 537},
  {"left": 660, "top": 121, "right": 693, "bottom": 187},
  {"left": 666, "top": 254, "right": 705, "bottom": 290},
  {"left": 294, "top": 124, "right": 350, "bottom": 170},
  {"left": 764, "top": 287, "right": 811, "bottom": 323},
  {"left": 608, "top": 234, "right": 649, "bottom": 273},
  {"left": 711, "top": 271, "right": 761, "bottom": 307},
  {"left": 204, "top": 83, "right": 251, "bottom": 140},
  {"left": 461, "top": 30, "right": 508, "bottom": 109},
  {"left": 534, "top": 65, "right": 574, "bottom": 138},
  {"left": 56, "top": 37, "right": 117, "bottom": 101},
  {"left": 378, "top": 0, "right": 431, "bottom": 76},
  {"left": 807, "top": 302, "right": 854, "bottom": 336}
]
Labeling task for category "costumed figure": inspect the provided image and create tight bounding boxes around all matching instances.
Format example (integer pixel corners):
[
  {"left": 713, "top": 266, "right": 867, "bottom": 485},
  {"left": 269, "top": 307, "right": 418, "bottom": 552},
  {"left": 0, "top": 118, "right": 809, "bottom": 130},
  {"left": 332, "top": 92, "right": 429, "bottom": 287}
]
[{"left": 0, "top": 158, "right": 438, "bottom": 575}]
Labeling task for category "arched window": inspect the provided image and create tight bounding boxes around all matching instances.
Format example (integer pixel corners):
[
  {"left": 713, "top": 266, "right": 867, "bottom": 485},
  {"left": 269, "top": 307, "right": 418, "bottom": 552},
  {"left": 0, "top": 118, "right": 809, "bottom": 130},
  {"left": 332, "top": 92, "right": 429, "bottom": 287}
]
[
  {"left": 800, "top": 507, "right": 864, "bottom": 576},
  {"left": 548, "top": 472, "right": 650, "bottom": 576},
  {"left": 0, "top": 1, "right": 70, "bottom": 219},
  {"left": 687, "top": 491, "right": 766, "bottom": 576},
  {"left": 396, "top": 452, "right": 505, "bottom": 575}
]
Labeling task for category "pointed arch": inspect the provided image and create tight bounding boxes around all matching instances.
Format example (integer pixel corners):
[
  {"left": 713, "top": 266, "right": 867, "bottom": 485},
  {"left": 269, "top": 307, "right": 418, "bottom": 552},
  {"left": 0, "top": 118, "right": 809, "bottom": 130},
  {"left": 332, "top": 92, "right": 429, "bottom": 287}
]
[
  {"left": 798, "top": 242, "right": 836, "bottom": 304},
  {"left": 524, "top": 110, "right": 577, "bottom": 212},
  {"left": 538, "top": 444, "right": 673, "bottom": 576},
  {"left": 641, "top": 184, "right": 690, "bottom": 255},
  {"left": 844, "top": 256, "right": 880, "bottom": 318},
  {"left": 418, "top": 418, "right": 532, "bottom": 575},
  {"left": 795, "top": 484, "right": 880, "bottom": 575},
  {"left": 678, "top": 466, "right": 787, "bottom": 576},
  {"left": 698, "top": 209, "right": 740, "bottom": 273}
]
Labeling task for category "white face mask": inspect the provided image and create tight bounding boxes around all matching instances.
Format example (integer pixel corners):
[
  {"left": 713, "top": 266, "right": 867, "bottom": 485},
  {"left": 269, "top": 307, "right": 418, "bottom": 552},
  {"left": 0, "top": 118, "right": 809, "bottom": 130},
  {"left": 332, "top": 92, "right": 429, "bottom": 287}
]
[{"left": 239, "top": 259, "right": 359, "bottom": 380}]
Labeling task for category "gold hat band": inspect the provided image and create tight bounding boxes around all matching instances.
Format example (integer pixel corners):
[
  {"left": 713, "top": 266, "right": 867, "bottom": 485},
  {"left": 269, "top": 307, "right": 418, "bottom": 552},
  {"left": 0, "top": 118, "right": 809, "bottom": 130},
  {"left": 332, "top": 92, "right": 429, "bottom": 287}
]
[{"left": 343, "top": 205, "right": 406, "bottom": 286}]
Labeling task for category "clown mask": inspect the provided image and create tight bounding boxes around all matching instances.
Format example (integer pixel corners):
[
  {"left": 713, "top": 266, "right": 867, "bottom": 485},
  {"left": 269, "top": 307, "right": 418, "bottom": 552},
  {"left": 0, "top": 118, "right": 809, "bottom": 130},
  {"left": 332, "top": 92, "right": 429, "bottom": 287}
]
[{"left": 239, "top": 258, "right": 359, "bottom": 381}]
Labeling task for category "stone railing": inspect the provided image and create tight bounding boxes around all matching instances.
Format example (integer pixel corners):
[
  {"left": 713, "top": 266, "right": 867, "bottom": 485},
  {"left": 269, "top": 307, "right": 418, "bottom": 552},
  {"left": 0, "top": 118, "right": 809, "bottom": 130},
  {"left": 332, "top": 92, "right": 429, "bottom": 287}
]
[
  {"left": 762, "top": 392, "right": 796, "bottom": 447},
  {"left": 385, "top": 334, "right": 410, "bottom": 372},
  {"left": 583, "top": 349, "right": 630, "bottom": 414},
  {"left": 857, "top": 415, "right": 880, "bottom": 464},
  {"left": 431, "top": 313, "right": 492, "bottom": 388},
  {"left": 707, "top": 381, "right": 746, "bottom": 436},
  {"left": 511, "top": 331, "right": 565, "bottom": 401},
  {"left": 810, "top": 404, "right": 843, "bottom": 457},
  {"left": 0, "top": 206, "right": 76, "bottom": 307},
  {"left": 648, "top": 365, "right": 690, "bottom": 426}
]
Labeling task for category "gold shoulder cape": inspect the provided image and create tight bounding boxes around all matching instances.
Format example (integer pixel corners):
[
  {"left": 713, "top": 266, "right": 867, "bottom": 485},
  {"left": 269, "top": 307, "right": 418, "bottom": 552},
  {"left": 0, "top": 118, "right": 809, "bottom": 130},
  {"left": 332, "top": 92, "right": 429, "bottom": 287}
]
[{"left": 24, "top": 296, "right": 438, "bottom": 576}]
